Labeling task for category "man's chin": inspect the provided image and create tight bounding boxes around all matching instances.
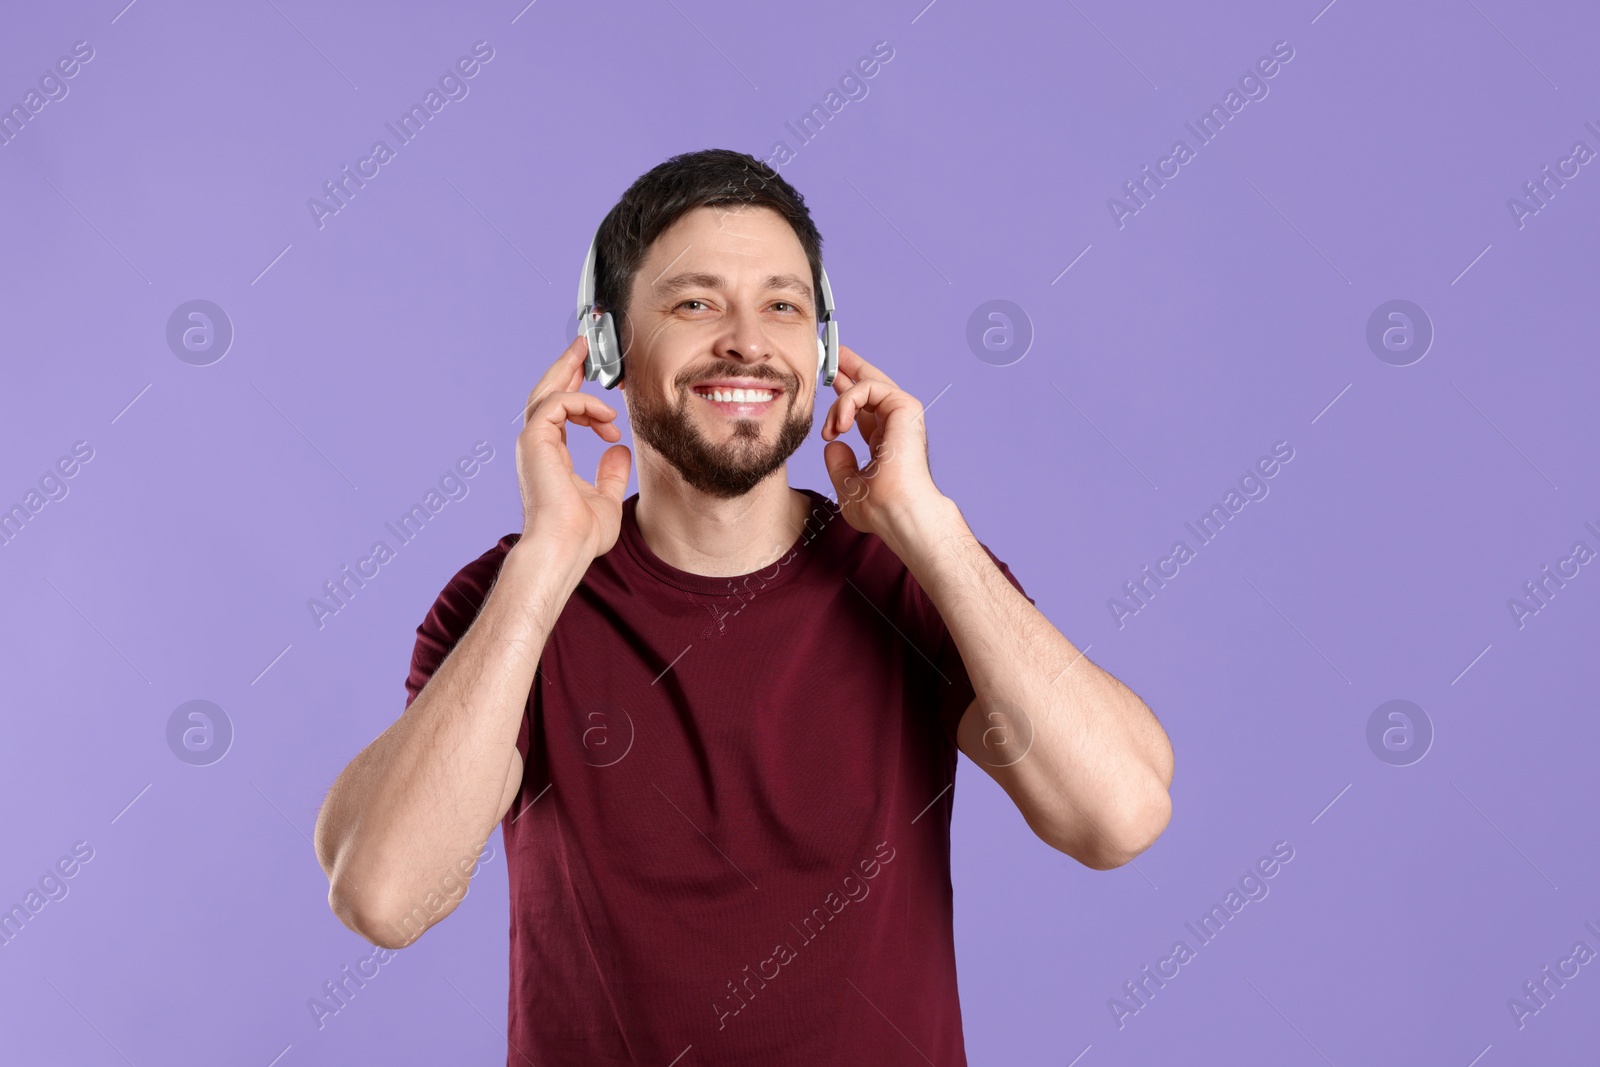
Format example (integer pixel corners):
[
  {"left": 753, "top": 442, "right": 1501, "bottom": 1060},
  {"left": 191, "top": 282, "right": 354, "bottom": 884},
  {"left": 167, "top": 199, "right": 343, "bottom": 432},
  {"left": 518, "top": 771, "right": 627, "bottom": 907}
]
[
  {"left": 685, "top": 447, "right": 790, "bottom": 497},
  {"left": 693, "top": 423, "right": 770, "bottom": 450},
  {"left": 629, "top": 390, "right": 812, "bottom": 498}
]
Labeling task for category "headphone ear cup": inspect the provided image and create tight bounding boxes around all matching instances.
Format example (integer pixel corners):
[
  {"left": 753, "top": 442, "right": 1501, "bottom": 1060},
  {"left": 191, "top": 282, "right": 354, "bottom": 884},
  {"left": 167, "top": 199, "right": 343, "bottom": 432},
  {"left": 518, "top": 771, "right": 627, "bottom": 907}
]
[
  {"left": 819, "top": 321, "right": 838, "bottom": 388},
  {"left": 585, "top": 311, "right": 624, "bottom": 388},
  {"left": 602, "top": 313, "right": 619, "bottom": 365},
  {"left": 607, "top": 315, "right": 625, "bottom": 385}
]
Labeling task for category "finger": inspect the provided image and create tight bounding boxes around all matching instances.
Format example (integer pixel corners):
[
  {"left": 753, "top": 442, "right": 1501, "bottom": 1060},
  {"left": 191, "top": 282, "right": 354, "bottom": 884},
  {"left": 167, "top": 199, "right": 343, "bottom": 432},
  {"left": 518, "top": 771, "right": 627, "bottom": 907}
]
[
  {"left": 593, "top": 443, "right": 633, "bottom": 504},
  {"left": 821, "top": 379, "right": 868, "bottom": 441},
  {"left": 565, "top": 412, "right": 623, "bottom": 440},
  {"left": 526, "top": 391, "right": 617, "bottom": 438},
  {"left": 838, "top": 344, "right": 900, "bottom": 390},
  {"left": 524, "top": 358, "right": 582, "bottom": 424},
  {"left": 525, "top": 334, "right": 590, "bottom": 423},
  {"left": 822, "top": 440, "right": 860, "bottom": 498},
  {"left": 828, "top": 369, "right": 881, "bottom": 446},
  {"left": 825, "top": 378, "right": 897, "bottom": 440}
]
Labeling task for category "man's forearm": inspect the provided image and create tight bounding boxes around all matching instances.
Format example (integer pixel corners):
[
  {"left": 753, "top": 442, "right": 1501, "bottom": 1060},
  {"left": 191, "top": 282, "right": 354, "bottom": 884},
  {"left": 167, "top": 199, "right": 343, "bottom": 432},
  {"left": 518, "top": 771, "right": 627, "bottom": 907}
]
[
  {"left": 882, "top": 496, "right": 1173, "bottom": 864},
  {"left": 314, "top": 533, "right": 589, "bottom": 942}
]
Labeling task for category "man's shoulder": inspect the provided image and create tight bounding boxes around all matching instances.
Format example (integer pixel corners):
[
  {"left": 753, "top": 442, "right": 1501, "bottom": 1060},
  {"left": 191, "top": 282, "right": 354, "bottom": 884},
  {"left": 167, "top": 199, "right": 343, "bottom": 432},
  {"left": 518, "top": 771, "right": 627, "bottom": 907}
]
[
  {"left": 457, "top": 532, "right": 521, "bottom": 585},
  {"left": 405, "top": 533, "right": 523, "bottom": 706},
  {"left": 792, "top": 494, "right": 929, "bottom": 612},
  {"left": 425, "top": 532, "right": 522, "bottom": 616}
]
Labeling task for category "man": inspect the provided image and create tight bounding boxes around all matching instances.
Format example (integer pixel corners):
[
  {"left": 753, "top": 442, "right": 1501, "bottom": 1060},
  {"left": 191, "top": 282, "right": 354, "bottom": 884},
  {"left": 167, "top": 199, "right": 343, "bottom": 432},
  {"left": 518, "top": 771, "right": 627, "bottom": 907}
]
[{"left": 314, "top": 148, "right": 1173, "bottom": 1065}]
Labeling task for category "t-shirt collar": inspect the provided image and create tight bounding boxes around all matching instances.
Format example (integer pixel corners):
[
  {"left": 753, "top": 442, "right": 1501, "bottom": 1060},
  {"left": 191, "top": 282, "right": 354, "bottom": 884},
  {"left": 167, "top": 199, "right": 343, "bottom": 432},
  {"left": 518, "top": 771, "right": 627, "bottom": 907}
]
[{"left": 616, "top": 488, "right": 841, "bottom": 596}]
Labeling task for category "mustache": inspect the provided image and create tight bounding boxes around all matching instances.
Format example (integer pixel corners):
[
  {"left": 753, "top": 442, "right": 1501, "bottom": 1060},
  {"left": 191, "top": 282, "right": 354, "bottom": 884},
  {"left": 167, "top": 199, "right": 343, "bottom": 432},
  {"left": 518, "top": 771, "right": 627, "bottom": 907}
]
[{"left": 676, "top": 363, "right": 796, "bottom": 390}]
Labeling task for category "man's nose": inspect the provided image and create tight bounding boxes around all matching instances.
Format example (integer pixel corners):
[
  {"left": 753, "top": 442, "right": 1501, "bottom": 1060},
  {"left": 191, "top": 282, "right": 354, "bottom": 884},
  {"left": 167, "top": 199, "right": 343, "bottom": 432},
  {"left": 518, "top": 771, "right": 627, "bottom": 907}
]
[{"left": 714, "top": 303, "right": 773, "bottom": 362}]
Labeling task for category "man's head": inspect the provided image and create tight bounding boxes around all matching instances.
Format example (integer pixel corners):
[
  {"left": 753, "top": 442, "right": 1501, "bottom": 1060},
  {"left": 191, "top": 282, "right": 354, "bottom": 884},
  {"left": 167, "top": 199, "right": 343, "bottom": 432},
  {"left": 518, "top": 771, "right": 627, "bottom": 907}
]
[{"left": 592, "top": 149, "right": 825, "bottom": 499}]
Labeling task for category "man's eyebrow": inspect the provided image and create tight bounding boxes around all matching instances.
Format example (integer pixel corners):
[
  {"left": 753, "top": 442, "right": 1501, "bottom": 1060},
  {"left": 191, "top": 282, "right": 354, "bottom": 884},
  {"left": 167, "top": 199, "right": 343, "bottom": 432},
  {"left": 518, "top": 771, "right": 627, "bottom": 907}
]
[
  {"left": 654, "top": 271, "right": 813, "bottom": 304},
  {"left": 763, "top": 273, "right": 814, "bottom": 303}
]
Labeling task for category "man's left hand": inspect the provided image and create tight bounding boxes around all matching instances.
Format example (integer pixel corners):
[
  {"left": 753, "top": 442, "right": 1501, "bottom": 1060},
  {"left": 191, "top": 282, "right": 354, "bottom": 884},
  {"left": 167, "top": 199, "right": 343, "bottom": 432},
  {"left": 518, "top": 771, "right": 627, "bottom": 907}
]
[{"left": 820, "top": 344, "right": 950, "bottom": 540}]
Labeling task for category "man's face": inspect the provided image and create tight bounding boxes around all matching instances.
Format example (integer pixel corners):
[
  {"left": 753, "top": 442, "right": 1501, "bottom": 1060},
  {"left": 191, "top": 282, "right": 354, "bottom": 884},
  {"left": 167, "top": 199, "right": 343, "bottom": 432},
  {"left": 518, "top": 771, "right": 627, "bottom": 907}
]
[{"left": 616, "top": 204, "right": 818, "bottom": 499}]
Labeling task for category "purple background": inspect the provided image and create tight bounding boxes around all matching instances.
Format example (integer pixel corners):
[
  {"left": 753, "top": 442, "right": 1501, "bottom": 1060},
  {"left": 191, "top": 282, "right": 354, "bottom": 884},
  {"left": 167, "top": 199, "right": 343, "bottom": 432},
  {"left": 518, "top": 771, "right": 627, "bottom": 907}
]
[{"left": 3, "top": 0, "right": 1597, "bottom": 1062}]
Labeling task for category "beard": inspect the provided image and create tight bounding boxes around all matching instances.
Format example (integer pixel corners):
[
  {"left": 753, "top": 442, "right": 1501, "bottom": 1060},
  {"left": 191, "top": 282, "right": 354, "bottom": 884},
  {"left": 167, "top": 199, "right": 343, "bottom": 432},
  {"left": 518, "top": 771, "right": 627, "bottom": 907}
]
[{"left": 626, "top": 363, "right": 813, "bottom": 499}]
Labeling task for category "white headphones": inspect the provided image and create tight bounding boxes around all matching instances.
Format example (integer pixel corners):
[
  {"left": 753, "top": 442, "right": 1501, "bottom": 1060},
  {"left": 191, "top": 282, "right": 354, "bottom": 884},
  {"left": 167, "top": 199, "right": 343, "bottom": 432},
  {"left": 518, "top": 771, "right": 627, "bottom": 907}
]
[{"left": 576, "top": 223, "right": 838, "bottom": 391}]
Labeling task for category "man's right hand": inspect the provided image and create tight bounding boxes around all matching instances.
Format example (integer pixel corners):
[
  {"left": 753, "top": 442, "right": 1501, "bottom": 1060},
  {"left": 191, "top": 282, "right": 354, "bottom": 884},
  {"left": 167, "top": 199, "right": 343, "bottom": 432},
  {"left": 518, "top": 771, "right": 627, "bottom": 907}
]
[{"left": 516, "top": 334, "right": 632, "bottom": 560}]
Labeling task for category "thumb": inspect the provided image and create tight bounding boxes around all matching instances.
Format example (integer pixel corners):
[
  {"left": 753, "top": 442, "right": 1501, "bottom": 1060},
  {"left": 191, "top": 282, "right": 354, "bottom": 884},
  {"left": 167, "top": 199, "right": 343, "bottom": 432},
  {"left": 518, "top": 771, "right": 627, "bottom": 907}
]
[
  {"left": 823, "top": 440, "right": 859, "bottom": 499},
  {"left": 594, "top": 443, "right": 632, "bottom": 504}
]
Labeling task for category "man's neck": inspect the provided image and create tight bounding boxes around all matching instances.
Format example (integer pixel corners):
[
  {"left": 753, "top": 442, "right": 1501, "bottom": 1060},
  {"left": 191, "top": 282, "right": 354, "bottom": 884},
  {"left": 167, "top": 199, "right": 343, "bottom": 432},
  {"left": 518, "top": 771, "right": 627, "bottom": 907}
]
[{"left": 633, "top": 460, "right": 812, "bottom": 578}]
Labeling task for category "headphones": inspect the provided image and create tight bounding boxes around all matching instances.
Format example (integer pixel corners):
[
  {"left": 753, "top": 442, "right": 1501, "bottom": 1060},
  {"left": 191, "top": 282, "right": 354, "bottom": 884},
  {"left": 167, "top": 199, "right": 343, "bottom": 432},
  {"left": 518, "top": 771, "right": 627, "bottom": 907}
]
[{"left": 576, "top": 222, "right": 838, "bottom": 391}]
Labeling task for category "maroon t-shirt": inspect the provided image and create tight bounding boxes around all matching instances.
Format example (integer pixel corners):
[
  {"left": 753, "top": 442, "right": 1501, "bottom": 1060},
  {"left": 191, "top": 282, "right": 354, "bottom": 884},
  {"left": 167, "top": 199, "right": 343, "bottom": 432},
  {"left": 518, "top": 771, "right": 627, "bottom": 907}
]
[{"left": 404, "top": 488, "right": 1032, "bottom": 1066}]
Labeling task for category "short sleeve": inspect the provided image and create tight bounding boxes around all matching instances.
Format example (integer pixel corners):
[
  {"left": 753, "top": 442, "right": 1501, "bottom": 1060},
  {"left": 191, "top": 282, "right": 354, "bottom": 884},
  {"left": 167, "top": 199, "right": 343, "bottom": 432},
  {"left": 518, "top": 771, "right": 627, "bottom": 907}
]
[
  {"left": 918, "top": 543, "right": 1035, "bottom": 750},
  {"left": 403, "top": 537, "right": 529, "bottom": 760}
]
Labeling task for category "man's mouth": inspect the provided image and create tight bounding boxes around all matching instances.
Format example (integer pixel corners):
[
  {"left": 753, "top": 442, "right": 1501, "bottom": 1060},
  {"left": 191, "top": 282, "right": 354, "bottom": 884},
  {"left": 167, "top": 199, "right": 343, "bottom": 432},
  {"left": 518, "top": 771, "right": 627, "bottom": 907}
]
[{"left": 690, "top": 382, "right": 781, "bottom": 417}]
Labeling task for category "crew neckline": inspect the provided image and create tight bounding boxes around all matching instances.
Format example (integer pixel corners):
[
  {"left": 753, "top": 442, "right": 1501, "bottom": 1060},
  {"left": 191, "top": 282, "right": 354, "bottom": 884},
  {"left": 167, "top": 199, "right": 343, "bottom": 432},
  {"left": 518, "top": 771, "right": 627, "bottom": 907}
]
[{"left": 618, "top": 487, "right": 842, "bottom": 596}]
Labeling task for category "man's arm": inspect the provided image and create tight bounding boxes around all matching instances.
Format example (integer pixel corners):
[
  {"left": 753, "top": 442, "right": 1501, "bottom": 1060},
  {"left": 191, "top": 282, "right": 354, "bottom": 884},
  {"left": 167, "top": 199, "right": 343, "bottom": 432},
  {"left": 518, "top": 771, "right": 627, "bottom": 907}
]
[
  {"left": 313, "top": 336, "right": 631, "bottom": 948},
  {"left": 817, "top": 343, "right": 1172, "bottom": 871},
  {"left": 885, "top": 497, "right": 1173, "bottom": 870},
  {"left": 312, "top": 535, "right": 589, "bottom": 949}
]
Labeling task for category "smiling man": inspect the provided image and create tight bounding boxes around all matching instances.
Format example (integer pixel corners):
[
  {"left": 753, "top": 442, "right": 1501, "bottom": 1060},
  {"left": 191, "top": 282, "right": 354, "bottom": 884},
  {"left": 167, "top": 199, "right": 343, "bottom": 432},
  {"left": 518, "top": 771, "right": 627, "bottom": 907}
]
[{"left": 313, "top": 148, "right": 1174, "bottom": 1066}]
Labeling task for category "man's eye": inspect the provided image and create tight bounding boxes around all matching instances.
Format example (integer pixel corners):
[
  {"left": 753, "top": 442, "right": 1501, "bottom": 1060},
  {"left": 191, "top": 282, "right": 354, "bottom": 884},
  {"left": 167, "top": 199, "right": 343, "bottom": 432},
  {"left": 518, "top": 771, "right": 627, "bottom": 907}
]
[{"left": 677, "top": 300, "right": 707, "bottom": 312}]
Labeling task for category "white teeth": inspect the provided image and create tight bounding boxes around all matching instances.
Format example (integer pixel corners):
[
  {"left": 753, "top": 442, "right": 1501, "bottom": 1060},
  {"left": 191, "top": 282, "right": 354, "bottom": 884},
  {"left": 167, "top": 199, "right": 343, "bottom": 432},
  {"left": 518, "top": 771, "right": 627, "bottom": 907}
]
[{"left": 698, "top": 387, "right": 773, "bottom": 403}]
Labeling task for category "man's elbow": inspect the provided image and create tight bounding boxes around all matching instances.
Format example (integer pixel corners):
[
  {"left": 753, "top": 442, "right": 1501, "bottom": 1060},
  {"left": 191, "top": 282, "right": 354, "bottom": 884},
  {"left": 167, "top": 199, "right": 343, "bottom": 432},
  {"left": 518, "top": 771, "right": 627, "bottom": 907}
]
[
  {"left": 1102, "top": 781, "right": 1172, "bottom": 869},
  {"left": 1048, "top": 779, "right": 1172, "bottom": 870},
  {"left": 327, "top": 877, "right": 424, "bottom": 951}
]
